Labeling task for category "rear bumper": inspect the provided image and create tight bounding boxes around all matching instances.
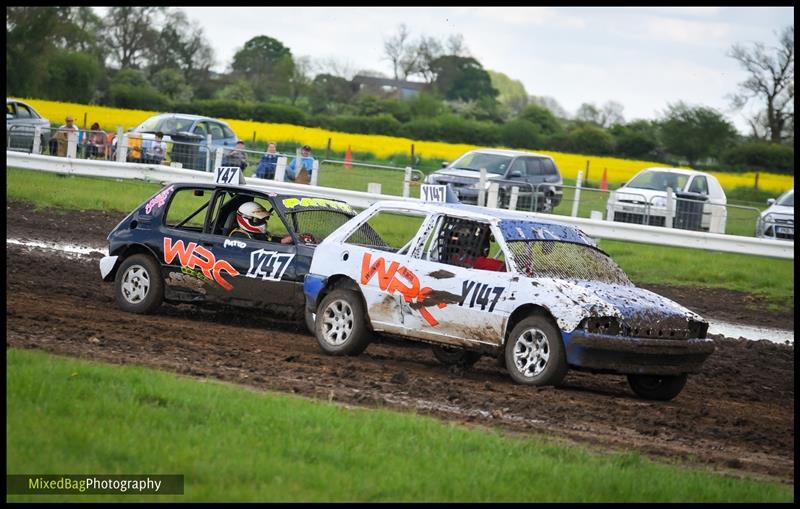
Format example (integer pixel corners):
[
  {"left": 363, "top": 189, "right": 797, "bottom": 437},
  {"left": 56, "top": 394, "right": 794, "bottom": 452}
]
[{"left": 563, "top": 331, "right": 715, "bottom": 376}]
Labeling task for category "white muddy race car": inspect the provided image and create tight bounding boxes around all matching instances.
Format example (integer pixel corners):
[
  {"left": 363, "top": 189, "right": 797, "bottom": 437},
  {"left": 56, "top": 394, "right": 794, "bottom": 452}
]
[{"left": 303, "top": 200, "right": 714, "bottom": 400}]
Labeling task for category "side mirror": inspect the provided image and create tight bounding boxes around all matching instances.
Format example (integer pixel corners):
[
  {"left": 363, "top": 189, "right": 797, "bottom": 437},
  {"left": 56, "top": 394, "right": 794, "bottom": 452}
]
[
  {"left": 508, "top": 171, "right": 522, "bottom": 179},
  {"left": 441, "top": 161, "right": 448, "bottom": 168},
  {"left": 767, "top": 198, "right": 776, "bottom": 206},
  {"left": 193, "top": 189, "right": 205, "bottom": 197}
]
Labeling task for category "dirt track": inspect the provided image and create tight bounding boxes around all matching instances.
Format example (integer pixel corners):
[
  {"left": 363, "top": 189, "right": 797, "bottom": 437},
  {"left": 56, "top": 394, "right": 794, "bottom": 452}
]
[{"left": 5, "top": 201, "right": 795, "bottom": 483}]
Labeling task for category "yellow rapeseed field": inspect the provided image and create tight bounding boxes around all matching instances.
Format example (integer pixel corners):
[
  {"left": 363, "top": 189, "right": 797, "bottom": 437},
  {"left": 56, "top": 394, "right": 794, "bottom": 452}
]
[{"left": 22, "top": 98, "right": 794, "bottom": 193}]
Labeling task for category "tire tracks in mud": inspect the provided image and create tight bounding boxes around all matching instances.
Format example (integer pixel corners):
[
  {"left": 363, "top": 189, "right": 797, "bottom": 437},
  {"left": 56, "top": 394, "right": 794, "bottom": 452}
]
[{"left": 4, "top": 201, "right": 795, "bottom": 483}]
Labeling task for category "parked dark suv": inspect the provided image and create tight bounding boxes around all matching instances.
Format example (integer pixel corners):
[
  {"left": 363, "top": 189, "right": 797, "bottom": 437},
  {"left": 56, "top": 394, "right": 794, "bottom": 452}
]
[{"left": 423, "top": 149, "right": 563, "bottom": 212}]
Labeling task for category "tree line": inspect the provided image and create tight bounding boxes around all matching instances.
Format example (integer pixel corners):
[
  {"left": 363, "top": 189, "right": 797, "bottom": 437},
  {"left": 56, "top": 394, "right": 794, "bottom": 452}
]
[{"left": 6, "top": 8, "right": 793, "bottom": 174}]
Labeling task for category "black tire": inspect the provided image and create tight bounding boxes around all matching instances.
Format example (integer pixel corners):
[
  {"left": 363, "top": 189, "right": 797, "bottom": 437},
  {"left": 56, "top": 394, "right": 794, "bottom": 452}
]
[
  {"left": 114, "top": 254, "right": 164, "bottom": 314},
  {"left": 627, "top": 374, "right": 688, "bottom": 401},
  {"left": 431, "top": 345, "right": 482, "bottom": 368},
  {"left": 315, "top": 289, "right": 370, "bottom": 356},
  {"left": 504, "top": 315, "right": 567, "bottom": 386}
]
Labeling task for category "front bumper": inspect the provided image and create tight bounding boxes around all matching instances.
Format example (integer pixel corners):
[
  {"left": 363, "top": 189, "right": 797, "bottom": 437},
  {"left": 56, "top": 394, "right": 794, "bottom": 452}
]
[
  {"left": 303, "top": 273, "right": 328, "bottom": 312},
  {"left": 563, "top": 331, "right": 715, "bottom": 376}
]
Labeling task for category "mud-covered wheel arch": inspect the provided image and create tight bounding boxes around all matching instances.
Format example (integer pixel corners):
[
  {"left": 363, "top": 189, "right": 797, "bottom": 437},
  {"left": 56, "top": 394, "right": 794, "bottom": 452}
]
[
  {"left": 315, "top": 275, "right": 373, "bottom": 332},
  {"left": 104, "top": 243, "right": 161, "bottom": 282},
  {"left": 504, "top": 304, "right": 559, "bottom": 347}
]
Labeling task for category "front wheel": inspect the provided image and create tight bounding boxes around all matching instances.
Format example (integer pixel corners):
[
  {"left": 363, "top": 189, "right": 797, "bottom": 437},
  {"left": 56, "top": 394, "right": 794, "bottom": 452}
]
[
  {"left": 627, "top": 374, "right": 688, "bottom": 401},
  {"left": 114, "top": 254, "right": 164, "bottom": 314},
  {"left": 431, "top": 345, "right": 482, "bottom": 368},
  {"left": 315, "top": 289, "right": 371, "bottom": 356},
  {"left": 505, "top": 315, "right": 567, "bottom": 386}
]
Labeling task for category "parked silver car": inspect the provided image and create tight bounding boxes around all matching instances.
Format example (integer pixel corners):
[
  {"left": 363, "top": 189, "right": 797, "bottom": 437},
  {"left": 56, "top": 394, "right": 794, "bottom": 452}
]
[
  {"left": 6, "top": 98, "right": 50, "bottom": 151},
  {"left": 756, "top": 189, "right": 794, "bottom": 240}
]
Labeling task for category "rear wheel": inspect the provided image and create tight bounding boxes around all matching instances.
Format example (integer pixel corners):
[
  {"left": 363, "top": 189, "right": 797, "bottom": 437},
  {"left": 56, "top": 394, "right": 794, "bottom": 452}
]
[
  {"left": 315, "top": 289, "right": 371, "bottom": 356},
  {"left": 114, "top": 254, "right": 163, "bottom": 314},
  {"left": 504, "top": 315, "right": 567, "bottom": 386},
  {"left": 431, "top": 345, "right": 482, "bottom": 368},
  {"left": 627, "top": 374, "right": 688, "bottom": 401}
]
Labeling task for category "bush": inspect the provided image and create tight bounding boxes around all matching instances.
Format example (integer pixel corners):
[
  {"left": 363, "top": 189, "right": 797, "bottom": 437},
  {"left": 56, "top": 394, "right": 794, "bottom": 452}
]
[
  {"left": 721, "top": 142, "right": 793, "bottom": 174},
  {"left": 568, "top": 126, "right": 615, "bottom": 155},
  {"left": 318, "top": 114, "right": 401, "bottom": 136},
  {"left": 108, "top": 83, "right": 171, "bottom": 111},
  {"left": 402, "top": 115, "right": 499, "bottom": 145},
  {"left": 499, "top": 119, "right": 542, "bottom": 149},
  {"left": 249, "top": 102, "right": 307, "bottom": 125},
  {"left": 42, "top": 51, "right": 102, "bottom": 104}
]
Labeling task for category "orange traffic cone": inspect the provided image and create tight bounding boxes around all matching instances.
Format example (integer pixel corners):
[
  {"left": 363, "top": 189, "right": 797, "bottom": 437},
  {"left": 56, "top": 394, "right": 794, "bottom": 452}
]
[
  {"left": 600, "top": 167, "right": 608, "bottom": 192},
  {"left": 344, "top": 145, "right": 352, "bottom": 169}
]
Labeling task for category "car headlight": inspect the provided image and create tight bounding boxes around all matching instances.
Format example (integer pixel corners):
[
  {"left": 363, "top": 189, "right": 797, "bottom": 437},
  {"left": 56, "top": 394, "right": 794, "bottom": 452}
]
[
  {"left": 650, "top": 196, "right": 667, "bottom": 208},
  {"left": 763, "top": 213, "right": 775, "bottom": 224}
]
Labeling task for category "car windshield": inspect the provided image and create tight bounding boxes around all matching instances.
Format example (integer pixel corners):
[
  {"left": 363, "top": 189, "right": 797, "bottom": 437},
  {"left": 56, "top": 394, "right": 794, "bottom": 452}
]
[
  {"left": 776, "top": 190, "right": 794, "bottom": 207},
  {"left": 451, "top": 152, "right": 512, "bottom": 175},
  {"left": 627, "top": 171, "right": 690, "bottom": 192},
  {"left": 506, "top": 240, "right": 632, "bottom": 285},
  {"left": 285, "top": 209, "right": 357, "bottom": 244},
  {"left": 136, "top": 115, "right": 196, "bottom": 135}
]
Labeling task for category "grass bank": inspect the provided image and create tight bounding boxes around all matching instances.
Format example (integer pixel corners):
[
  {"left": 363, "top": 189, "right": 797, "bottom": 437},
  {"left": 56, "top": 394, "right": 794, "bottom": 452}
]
[{"left": 6, "top": 348, "right": 793, "bottom": 502}]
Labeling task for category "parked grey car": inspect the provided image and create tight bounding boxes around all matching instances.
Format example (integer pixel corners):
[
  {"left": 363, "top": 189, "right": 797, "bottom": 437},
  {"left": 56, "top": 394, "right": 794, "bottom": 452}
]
[
  {"left": 111, "top": 113, "right": 239, "bottom": 170},
  {"left": 756, "top": 188, "right": 794, "bottom": 240},
  {"left": 423, "top": 149, "right": 563, "bottom": 212},
  {"left": 6, "top": 98, "right": 50, "bottom": 151}
]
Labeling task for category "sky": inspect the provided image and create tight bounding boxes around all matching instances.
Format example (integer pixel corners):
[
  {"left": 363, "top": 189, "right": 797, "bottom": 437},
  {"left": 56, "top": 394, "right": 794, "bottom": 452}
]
[{"left": 100, "top": 6, "right": 794, "bottom": 135}]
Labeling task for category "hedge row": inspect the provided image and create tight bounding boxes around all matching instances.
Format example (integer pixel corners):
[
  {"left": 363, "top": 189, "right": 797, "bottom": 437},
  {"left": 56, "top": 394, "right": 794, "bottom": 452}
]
[{"left": 106, "top": 94, "right": 793, "bottom": 174}]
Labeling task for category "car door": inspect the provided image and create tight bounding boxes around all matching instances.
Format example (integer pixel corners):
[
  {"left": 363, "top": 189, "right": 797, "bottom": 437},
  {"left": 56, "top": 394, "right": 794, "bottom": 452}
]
[
  {"left": 400, "top": 214, "right": 512, "bottom": 348},
  {"left": 204, "top": 190, "right": 301, "bottom": 310},
  {"left": 159, "top": 186, "right": 233, "bottom": 303}
]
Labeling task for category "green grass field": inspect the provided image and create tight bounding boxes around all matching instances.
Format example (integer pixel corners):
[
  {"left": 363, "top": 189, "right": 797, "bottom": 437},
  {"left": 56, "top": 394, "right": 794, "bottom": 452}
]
[
  {"left": 6, "top": 168, "right": 793, "bottom": 310},
  {"left": 6, "top": 349, "right": 792, "bottom": 502}
]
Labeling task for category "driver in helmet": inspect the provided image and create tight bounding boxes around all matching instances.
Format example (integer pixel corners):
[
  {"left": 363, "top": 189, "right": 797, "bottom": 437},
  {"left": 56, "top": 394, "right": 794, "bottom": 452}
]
[{"left": 229, "top": 201, "right": 292, "bottom": 244}]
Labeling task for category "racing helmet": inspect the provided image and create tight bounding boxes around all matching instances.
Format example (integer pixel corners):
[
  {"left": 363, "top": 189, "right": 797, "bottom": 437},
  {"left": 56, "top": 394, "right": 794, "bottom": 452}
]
[{"left": 236, "top": 201, "right": 270, "bottom": 234}]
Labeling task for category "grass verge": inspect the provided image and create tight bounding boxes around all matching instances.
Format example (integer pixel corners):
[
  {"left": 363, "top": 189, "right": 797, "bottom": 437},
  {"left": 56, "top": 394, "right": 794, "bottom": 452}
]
[{"left": 6, "top": 348, "right": 793, "bottom": 502}]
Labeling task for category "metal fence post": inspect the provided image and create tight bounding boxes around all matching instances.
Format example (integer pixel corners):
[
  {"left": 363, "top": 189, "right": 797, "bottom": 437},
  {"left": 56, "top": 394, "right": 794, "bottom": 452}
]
[
  {"left": 509, "top": 186, "right": 519, "bottom": 211},
  {"left": 487, "top": 182, "right": 500, "bottom": 209},
  {"left": 402, "top": 166, "right": 412, "bottom": 198},
  {"left": 214, "top": 148, "right": 223, "bottom": 170},
  {"left": 66, "top": 130, "right": 78, "bottom": 158},
  {"left": 311, "top": 159, "right": 320, "bottom": 186},
  {"left": 478, "top": 168, "right": 487, "bottom": 207},
  {"left": 205, "top": 134, "right": 213, "bottom": 171},
  {"left": 665, "top": 187, "right": 675, "bottom": 228},
  {"left": 274, "top": 156, "right": 287, "bottom": 181},
  {"left": 116, "top": 127, "right": 127, "bottom": 163},
  {"left": 32, "top": 126, "right": 42, "bottom": 154},
  {"left": 571, "top": 170, "right": 583, "bottom": 217}
]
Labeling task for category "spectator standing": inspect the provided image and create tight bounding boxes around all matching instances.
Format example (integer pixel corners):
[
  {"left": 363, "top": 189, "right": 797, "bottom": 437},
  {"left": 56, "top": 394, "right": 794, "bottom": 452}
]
[
  {"left": 50, "top": 115, "right": 80, "bottom": 157},
  {"left": 84, "top": 122, "right": 108, "bottom": 159},
  {"left": 142, "top": 131, "right": 167, "bottom": 164},
  {"left": 286, "top": 144, "right": 315, "bottom": 183},
  {"left": 222, "top": 140, "right": 249, "bottom": 171},
  {"left": 254, "top": 142, "right": 279, "bottom": 179}
]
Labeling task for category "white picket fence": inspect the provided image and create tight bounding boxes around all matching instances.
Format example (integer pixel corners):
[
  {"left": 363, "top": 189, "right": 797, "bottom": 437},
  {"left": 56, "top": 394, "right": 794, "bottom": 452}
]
[{"left": 6, "top": 151, "right": 793, "bottom": 260}]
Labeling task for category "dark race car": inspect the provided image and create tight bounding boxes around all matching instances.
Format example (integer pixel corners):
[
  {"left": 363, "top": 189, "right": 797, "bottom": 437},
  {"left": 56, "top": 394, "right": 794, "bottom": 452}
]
[{"left": 99, "top": 181, "right": 358, "bottom": 329}]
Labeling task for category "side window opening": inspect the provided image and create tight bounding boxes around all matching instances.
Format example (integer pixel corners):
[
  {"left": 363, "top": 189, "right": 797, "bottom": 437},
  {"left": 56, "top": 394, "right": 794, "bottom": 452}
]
[
  {"left": 427, "top": 217, "right": 505, "bottom": 272},
  {"left": 164, "top": 188, "right": 212, "bottom": 231},
  {"left": 344, "top": 210, "right": 425, "bottom": 252}
]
